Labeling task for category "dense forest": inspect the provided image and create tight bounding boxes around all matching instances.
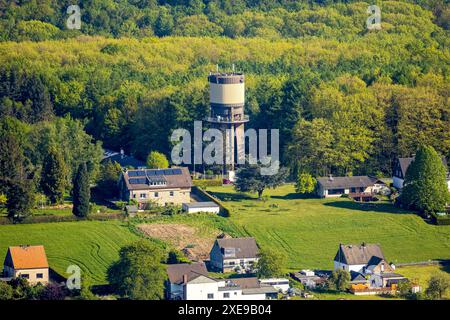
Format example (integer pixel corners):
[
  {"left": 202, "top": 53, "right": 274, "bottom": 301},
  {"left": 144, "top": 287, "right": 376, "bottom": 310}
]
[{"left": 0, "top": 0, "right": 449, "bottom": 200}]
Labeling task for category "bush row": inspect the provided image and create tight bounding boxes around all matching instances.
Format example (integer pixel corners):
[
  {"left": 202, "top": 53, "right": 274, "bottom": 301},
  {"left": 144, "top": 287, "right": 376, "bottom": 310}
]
[
  {"left": 0, "top": 212, "right": 126, "bottom": 225},
  {"left": 192, "top": 179, "right": 223, "bottom": 188},
  {"left": 430, "top": 212, "right": 450, "bottom": 225}
]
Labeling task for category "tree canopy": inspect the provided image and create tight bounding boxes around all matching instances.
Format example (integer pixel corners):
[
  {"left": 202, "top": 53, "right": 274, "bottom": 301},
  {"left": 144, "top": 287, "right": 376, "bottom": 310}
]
[{"left": 107, "top": 241, "right": 166, "bottom": 300}]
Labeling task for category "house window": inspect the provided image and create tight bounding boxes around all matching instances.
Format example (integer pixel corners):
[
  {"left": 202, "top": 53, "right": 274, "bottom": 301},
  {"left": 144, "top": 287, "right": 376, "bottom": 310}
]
[
  {"left": 154, "top": 192, "right": 159, "bottom": 197},
  {"left": 223, "top": 293, "right": 230, "bottom": 298},
  {"left": 20, "top": 274, "right": 29, "bottom": 279},
  {"left": 132, "top": 194, "right": 136, "bottom": 199},
  {"left": 207, "top": 293, "right": 214, "bottom": 299},
  {"left": 140, "top": 193, "right": 146, "bottom": 199},
  {"left": 37, "top": 273, "right": 44, "bottom": 279},
  {"left": 170, "top": 191, "right": 174, "bottom": 197},
  {"left": 328, "top": 189, "right": 345, "bottom": 195}
]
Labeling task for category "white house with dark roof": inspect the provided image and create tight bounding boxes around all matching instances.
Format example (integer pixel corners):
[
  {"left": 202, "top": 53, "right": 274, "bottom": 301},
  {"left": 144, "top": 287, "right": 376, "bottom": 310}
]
[
  {"left": 334, "top": 243, "right": 407, "bottom": 290},
  {"left": 334, "top": 243, "right": 386, "bottom": 273},
  {"left": 392, "top": 156, "right": 450, "bottom": 190},
  {"left": 166, "top": 262, "right": 279, "bottom": 300},
  {"left": 119, "top": 167, "right": 193, "bottom": 207},
  {"left": 316, "top": 176, "right": 386, "bottom": 199},
  {"left": 209, "top": 237, "right": 259, "bottom": 273}
]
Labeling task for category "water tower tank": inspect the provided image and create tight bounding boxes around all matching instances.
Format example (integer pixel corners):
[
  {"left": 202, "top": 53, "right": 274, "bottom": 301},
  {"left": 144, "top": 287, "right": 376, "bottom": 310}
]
[{"left": 208, "top": 73, "right": 245, "bottom": 107}]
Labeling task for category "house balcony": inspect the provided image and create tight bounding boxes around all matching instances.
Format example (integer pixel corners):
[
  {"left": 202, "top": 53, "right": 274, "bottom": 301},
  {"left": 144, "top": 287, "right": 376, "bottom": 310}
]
[
  {"left": 205, "top": 115, "right": 249, "bottom": 124},
  {"left": 349, "top": 192, "right": 376, "bottom": 202}
]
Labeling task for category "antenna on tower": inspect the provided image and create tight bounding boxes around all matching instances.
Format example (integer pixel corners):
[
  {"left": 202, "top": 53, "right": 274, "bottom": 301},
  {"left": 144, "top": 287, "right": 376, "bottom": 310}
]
[
  {"left": 232, "top": 63, "right": 235, "bottom": 73},
  {"left": 216, "top": 64, "right": 219, "bottom": 73}
]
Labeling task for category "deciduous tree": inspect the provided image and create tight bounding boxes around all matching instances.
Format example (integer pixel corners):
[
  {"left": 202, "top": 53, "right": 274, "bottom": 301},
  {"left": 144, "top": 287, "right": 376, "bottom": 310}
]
[{"left": 107, "top": 241, "right": 166, "bottom": 300}]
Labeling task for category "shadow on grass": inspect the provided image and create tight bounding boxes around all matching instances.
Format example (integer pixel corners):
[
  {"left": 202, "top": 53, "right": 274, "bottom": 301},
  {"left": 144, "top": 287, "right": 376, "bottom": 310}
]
[
  {"left": 440, "top": 261, "right": 450, "bottom": 274},
  {"left": 210, "top": 191, "right": 255, "bottom": 202},
  {"left": 323, "top": 201, "right": 413, "bottom": 214},
  {"left": 271, "top": 193, "right": 319, "bottom": 200}
]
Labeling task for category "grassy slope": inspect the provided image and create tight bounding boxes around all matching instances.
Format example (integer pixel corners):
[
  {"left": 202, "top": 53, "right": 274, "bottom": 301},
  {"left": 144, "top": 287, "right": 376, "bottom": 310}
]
[
  {"left": 397, "top": 264, "right": 450, "bottom": 299},
  {"left": 0, "top": 220, "right": 139, "bottom": 284},
  {"left": 207, "top": 184, "right": 450, "bottom": 271}
]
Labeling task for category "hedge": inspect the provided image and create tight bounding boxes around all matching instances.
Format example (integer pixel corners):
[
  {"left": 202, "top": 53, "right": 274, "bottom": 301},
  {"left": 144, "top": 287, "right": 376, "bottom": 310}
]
[
  {"left": 193, "top": 179, "right": 223, "bottom": 188},
  {"left": 430, "top": 212, "right": 450, "bottom": 225},
  {"left": 0, "top": 212, "right": 127, "bottom": 225}
]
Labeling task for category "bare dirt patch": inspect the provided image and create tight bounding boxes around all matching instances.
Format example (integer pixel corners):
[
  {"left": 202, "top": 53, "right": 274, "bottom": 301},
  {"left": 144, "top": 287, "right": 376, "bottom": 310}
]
[{"left": 138, "top": 223, "right": 226, "bottom": 261}]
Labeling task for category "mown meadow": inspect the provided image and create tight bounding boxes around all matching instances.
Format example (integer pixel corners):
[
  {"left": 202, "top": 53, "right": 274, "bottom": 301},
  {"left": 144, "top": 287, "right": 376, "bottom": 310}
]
[
  {"left": 207, "top": 184, "right": 450, "bottom": 270},
  {"left": 0, "top": 220, "right": 140, "bottom": 284}
]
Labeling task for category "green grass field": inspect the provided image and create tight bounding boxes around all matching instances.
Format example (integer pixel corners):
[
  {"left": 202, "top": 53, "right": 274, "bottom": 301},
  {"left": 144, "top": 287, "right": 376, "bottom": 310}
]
[
  {"left": 207, "top": 184, "right": 450, "bottom": 271},
  {"left": 0, "top": 220, "right": 139, "bottom": 284}
]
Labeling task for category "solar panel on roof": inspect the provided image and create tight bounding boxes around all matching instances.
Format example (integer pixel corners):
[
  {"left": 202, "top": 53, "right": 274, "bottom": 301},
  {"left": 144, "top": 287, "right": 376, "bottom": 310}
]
[
  {"left": 146, "top": 170, "right": 157, "bottom": 176},
  {"left": 128, "top": 170, "right": 146, "bottom": 177},
  {"left": 129, "top": 178, "right": 147, "bottom": 184},
  {"left": 129, "top": 178, "right": 138, "bottom": 184},
  {"left": 163, "top": 169, "right": 172, "bottom": 175},
  {"left": 172, "top": 169, "right": 182, "bottom": 175}
]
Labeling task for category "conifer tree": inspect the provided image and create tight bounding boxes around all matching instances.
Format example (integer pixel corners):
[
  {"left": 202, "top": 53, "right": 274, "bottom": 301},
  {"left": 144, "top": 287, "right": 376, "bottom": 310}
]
[
  {"left": 400, "top": 145, "right": 449, "bottom": 214},
  {"left": 41, "top": 148, "right": 67, "bottom": 204},
  {"left": 72, "top": 162, "right": 90, "bottom": 217}
]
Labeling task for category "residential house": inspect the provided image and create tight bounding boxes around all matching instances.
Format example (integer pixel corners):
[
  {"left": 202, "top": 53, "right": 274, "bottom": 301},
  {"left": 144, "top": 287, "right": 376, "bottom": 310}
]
[
  {"left": 392, "top": 156, "right": 450, "bottom": 190},
  {"left": 119, "top": 167, "right": 193, "bottom": 208},
  {"left": 102, "top": 148, "right": 146, "bottom": 168},
  {"left": 166, "top": 262, "right": 209, "bottom": 300},
  {"left": 333, "top": 243, "right": 407, "bottom": 294},
  {"left": 334, "top": 243, "right": 386, "bottom": 273},
  {"left": 209, "top": 237, "right": 259, "bottom": 273},
  {"left": 166, "top": 263, "right": 279, "bottom": 300},
  {"left": 2, "top": 245, "right": 49, "bottom": 285},
  {"left": 316, "top": 176, "right": 387, "bottom": 199}
]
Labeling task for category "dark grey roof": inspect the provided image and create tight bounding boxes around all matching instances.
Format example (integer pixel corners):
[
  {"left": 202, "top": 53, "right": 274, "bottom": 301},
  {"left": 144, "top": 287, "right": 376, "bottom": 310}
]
[
  {"left": 397, "top": 157, "right": 448, "bottom": 177},
  {"left": 166, "top": 262, "right": 208, "bottom": 284},
  {"left": 350, "top": 271, "right": 368, "bottom": 283},
  {"left": 334, "top": 243, "right": 385, "bottom": 265},
  {"left": 102, "top": 150, "right": 146, "bottom": 168},
  {"left": 216, "top": 237, "right": 259, "bottom": 259},
  {"left": 317, "top": 176, "right": 384, "bottom": 189},
  {"left": 184, "top": 202, "right": 219, "bottom": 209},
  {"left": 122, "top": 167, "right": 192, "bottom": 191}
]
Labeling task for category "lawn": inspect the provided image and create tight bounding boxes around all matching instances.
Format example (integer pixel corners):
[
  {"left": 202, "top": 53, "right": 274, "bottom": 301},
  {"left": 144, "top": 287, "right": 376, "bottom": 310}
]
[
  {"left": 397, "top": 264, "right": 450, "bottom": 299},
  {"left": 0, "top": 220, "right": 140, "bottom": 284},
  {"left": 207, "top": 184, "right": 450, "bottom": 271}
]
